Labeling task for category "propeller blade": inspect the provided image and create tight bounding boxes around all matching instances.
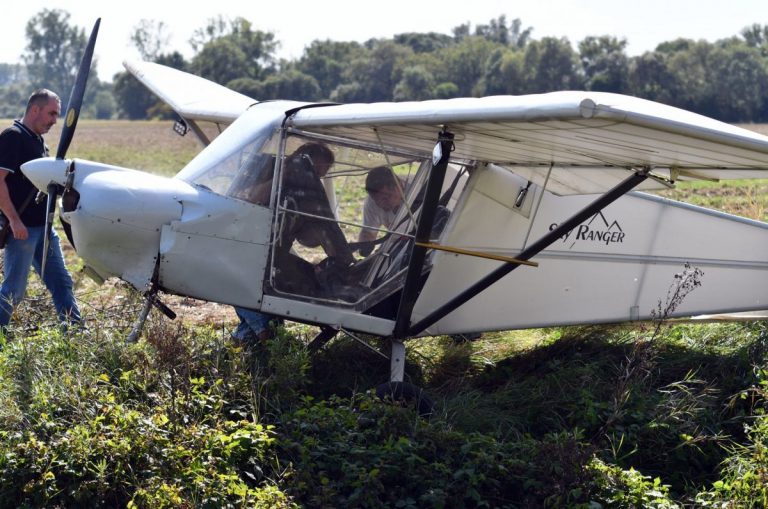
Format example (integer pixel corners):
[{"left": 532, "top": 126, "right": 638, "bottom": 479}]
[
  {"left": 56, "top": 18, "right": 101, "bottom": 160},
  {"left": 41, "top": 183, "right": 58, "bottom": 275}
]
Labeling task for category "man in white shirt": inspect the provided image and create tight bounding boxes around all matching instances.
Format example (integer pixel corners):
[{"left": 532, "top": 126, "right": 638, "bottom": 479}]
[{"left": 359, "top": 166, "right": 409, "bottom": 245}]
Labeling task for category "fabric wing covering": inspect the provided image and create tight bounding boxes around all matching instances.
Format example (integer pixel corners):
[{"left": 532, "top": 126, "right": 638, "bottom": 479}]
[{"left": 289, "top": 91, "right": 768, "bottom": 195}]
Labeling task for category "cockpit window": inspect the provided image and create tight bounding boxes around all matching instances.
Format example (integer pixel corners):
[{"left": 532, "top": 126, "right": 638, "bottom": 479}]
[
  {"left": 184, "top": 131, "right": 281, "bottom": 207},
  {"left": 264, "top": 133, "right": 470, "bottom": 313}
]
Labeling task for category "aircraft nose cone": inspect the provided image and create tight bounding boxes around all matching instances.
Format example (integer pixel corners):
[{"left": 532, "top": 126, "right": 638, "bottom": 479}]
[{"left": 21, "top": 157, "right": 69, "bottom": 191}]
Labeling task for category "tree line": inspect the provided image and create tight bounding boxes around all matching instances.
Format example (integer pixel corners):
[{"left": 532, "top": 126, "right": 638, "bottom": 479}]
[{"left": 2, "top": 9, "right": 768, "bottom": 123}]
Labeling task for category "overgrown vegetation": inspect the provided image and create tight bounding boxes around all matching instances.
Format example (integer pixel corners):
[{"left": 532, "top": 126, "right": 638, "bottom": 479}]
[{"left": 0, "top": 268, "right": 766, "bottom": 507}]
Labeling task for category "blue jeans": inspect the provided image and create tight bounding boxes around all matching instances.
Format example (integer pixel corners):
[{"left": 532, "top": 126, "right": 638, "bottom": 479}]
[
  {"left": 0, "top": 227, "right": 81, "bottom": 327},
  {"left": 232, "top": 306, "right": 279, "bottom": 340}
]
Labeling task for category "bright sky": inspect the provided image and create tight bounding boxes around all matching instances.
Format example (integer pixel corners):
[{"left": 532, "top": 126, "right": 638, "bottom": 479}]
[{"left": 2, "top": 0, "right": 766, "bottom": 82}]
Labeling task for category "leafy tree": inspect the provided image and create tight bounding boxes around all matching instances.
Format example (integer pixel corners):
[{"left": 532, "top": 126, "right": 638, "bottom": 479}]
[
  {"left": 475, "top": 15, "right": 532, "bottom": 49},
  {"left": 479, "top": 47, "right": 526, "bottom": 96},
  {"left": 475, "top": 15, "right": 512, "bottom": 45},
  {"left": 741, "top": 24, "right": 768, "bottom": 58},
  {"left": 655, "top": 37, "right": 697, "bottom": 54},
  {"left": 578, "top": 36, "right": 629, "bottom": 93},
  {"left": 112, "top": 72, "right": 157, "bottom": 119},
  {"left": 0, "top": 84, "right": 29, "bottom": 118},
  {"left": 452, "top": 23, "right": 471, "bottom": 42},
  {"left": 741, "top": 23, "right": 768, "bottom": 46},
  {"left": 189, "top": 17, "right": 277, "bottom": 82},
  {"left": 523, "top": 37, "right": 582, "bottom": 93},
  {"left": 237, "top": 70, "right": 321, "bottom": 101},
  {"left": 23, "top": 8, "right": 96, "bottom": 105},
  {"left": 154, "top": 51, "right": 187, "bottom": 72},
  {"left": 627, "top": 51, "right": 679, "bottom": 105},
  {"left": 188, "top": 15, "right": 230, "bottom": 51},
  {"left": 665, "top": 40, "right": 714, "bottom": 114},
  {"left": 433, "top": 82, "right": 460, "bottom": 99},
  {"left": 130, "top": 19, "right": 172, "bottom": 61},
  {"left": 707, "top": 42, "right": 768, "bottom": 121},
  {"left": 436, "top": 36, "right": 498, "bottom": 96},
  {"left": 394, "top": 32, "right": 454, "bottom": 53},
  {"left": 0, "top": 64, "right": 26, "bottom": 86},
  {"left": 191, "top": 38, "right": 249, "bottom": 85},
  {"left": 226, "top": 77, "right": 262, "bottom": 99},
  {"left": 88, "top": 88, "right": 117, "bottom": 119},
  {"left": 393, "top": 66, "right": 435, "bottom": 101},
  {"left": 295, "top": 40, "right": 364, "bottom": 100},
  {"left": 507, "top": 17, "right": 534, "bottom": 49},
  {"left": 330, "top": 82, "right": 368, "bottom": 103},
  {"left": 339, "top": 41, "right": 413, "bottom": 102}
]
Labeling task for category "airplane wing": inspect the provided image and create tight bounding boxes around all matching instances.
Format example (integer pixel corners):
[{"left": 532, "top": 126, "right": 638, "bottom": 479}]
[
  {"left": 123, "top": 60, "right": 256, "bottom": 126},
  {"left": 290, "top": 91, "right": 768, "bottom": 195}
]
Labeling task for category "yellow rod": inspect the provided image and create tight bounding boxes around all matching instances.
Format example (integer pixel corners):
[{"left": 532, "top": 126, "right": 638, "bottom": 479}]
[{"left": 415, "top": 242, "right": 539, "bottom": 267}]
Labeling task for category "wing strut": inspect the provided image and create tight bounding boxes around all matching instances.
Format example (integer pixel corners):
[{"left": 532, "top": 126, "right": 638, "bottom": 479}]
[
  {"left": 406, "top": 167, "right": 651, "bottom": 337},
  {"left": 392, "top": 129, "right": 455, "bottom": 338}
]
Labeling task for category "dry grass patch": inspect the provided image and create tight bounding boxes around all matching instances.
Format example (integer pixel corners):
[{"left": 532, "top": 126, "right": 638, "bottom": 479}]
[{"left": 47, "top": 120, "right": 202, "bottom": 176}]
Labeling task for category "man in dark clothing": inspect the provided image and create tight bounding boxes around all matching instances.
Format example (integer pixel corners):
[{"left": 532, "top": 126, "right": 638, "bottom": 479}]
[{"left": 0, "top": 89, "right": 81, "bottom": 330}]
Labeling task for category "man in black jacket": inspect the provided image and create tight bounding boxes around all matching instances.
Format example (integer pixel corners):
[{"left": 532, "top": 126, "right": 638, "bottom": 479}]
[{"left": 0, "top": 89, "right": 81, "bottom": 332}]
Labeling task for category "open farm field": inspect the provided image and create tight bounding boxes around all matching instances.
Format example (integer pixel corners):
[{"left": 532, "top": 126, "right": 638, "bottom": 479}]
[
  {"left": 2, "top": 119, "right": 203, "bottom": 176},
  {"left": 654, "top": 123, "right": 768, "bottom": 221},
  {"left": 0, "top": 120, "right": 766, "bottom": 507}
]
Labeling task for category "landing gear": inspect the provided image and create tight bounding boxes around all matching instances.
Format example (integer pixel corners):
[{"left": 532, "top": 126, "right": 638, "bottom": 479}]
[
  {"left": 307, "top": 331, "right": 435, "bottom": 417},
  {"left": 375, "top": 380, "right": 434, "bottom": 418},
  {"left": 375, "top": 339, "right": 434, "bottom": 417},
  {"left": 126, "top": 281, "right": 176, "bottom": 343}
]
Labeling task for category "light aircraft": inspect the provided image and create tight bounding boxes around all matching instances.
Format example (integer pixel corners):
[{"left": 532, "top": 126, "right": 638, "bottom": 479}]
[{"left": 21, "top": 20, "right": 768, "bottom": 406}]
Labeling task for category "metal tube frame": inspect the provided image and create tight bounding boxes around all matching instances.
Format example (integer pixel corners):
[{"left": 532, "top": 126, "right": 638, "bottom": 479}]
[{"left": 392, "top": 130, "right": 455, "bottom": 338}]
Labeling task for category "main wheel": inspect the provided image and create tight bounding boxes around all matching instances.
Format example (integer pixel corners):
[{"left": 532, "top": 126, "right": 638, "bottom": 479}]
[{"left": 375, "top": 381, "right": 434, "bottom": 418}]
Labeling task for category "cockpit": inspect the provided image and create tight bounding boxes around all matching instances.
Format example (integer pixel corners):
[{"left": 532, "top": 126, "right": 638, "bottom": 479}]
[{"left": 175, "top": 112, "right": 470, "bottom": 318}]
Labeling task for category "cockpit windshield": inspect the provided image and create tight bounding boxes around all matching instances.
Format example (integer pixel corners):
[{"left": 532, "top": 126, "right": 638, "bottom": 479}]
[
  {"left": 177, "top": 111, "right": 472, "bottom": 316},
  {"left": 175, "top": 105, "right": 284, "bottom": 206}
]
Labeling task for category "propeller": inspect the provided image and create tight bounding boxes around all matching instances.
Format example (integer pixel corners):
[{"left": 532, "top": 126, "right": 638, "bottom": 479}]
[{"left": 41, "top": 18, "right": 100, "bottom": 274}]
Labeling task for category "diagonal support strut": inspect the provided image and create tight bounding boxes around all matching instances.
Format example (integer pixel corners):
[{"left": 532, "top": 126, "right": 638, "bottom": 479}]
[
  {"left": 406, "top": 168, "right": 650, "bottom": 337},
  {"left": 392, "top": 130, "right": 454, "bottom": 338}
]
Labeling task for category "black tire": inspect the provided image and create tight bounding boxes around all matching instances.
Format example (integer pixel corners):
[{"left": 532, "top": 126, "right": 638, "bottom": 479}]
[{"left": 375, "top": 381, "right": 434, "bottom": 418}]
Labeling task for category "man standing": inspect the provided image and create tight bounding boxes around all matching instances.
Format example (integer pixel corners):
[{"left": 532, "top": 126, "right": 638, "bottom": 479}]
[{"left": 0, "top": 89, "right": 81, "bottom": 331}]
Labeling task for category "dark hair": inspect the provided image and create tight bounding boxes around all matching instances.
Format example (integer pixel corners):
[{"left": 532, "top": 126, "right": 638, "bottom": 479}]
[
  {"left": 26, "top": 88, "right": 60, "bottom": 113},
  {"left": 365, "top": 166, "right": 398, "bottom": 193},
  {"left": 293, "top": 142, "right": 334, "bottom": 165}
]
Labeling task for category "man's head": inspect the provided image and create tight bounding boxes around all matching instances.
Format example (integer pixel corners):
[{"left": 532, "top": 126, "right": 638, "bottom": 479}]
[
  {"left": 293, "top": 142, "right": 335, "bottom": 177},
  {"left": 365, "top": 166, "right": 404, "bottom": 211},
  {"left": 23, "top": 89, "right": 61, "bottom": 136}
]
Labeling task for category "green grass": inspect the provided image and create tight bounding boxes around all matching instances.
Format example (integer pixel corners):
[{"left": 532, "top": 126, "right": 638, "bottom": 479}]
[{"left": 657, "top": 179, "right": 768, "bottom": 221}]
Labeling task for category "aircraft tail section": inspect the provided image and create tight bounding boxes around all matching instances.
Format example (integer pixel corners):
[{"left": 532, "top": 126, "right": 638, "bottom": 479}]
[{"left": 413, "top": 166, "right": 768, "bottom": 335}]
